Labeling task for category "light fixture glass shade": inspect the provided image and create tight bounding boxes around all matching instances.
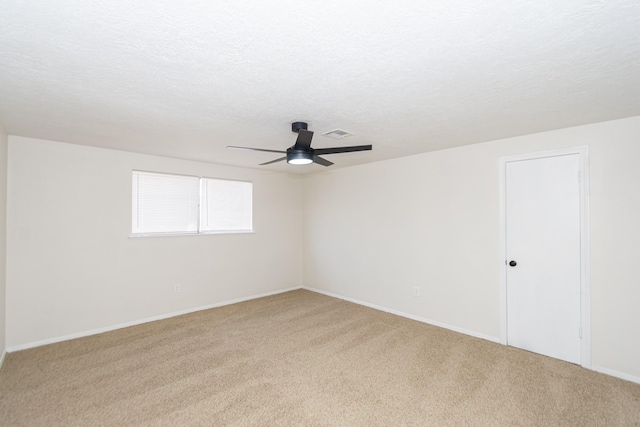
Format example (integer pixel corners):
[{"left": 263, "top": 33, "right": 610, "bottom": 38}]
[
  {"left": 288, "top": 157, "right": 313, "bottom": 165},
  {"left": 287, "top": 151, "right": 313, "bottom": 165}
]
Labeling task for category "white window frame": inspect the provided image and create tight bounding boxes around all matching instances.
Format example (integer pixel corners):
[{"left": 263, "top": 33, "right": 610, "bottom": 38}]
[{"left": 130, "top": 170, "right": 254, "bottom": 238}]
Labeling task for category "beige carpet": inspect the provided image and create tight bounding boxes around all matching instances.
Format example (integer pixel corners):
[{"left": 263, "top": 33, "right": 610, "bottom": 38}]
[{"left": 1, "top": 290, "right": 639, "bottom": 426}]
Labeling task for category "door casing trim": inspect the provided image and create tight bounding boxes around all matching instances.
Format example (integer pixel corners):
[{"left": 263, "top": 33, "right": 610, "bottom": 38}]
[{"left": 498, "top": 146, "right": 591, "bottom": 368}]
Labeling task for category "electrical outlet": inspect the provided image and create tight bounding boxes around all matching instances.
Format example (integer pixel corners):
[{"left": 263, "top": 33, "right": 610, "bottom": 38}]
[
  {"left": 413, "top": 286, "right": 420, "bottom": 297},
  {"left": 174, "top": 284, "right": 181, "bottom": 293}
]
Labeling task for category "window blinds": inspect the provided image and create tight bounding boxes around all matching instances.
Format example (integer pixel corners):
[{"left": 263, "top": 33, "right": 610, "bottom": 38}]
[
  {"left": 132, "top": 171, "right": 200, "bottom": 234},
  {"left": 132, "top": 171, "right": 253, "bottom": 235},
  {"left": 200, "top": 178, "right": 253, "bottom": 232}
]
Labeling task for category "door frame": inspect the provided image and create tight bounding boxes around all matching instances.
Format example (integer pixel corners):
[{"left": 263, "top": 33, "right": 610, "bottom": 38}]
[{"left": 498, "top": 146, "right": 591, "bottom": 368}]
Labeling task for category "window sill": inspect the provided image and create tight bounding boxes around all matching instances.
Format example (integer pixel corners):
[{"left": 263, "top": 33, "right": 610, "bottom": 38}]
[{"left": 129, "top": 230, "right": 255, "bottom": 238}]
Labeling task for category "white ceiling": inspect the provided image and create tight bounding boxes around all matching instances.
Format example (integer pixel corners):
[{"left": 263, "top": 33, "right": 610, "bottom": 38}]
[{"left": 1, "top": 0, "right": 639, "bottom": 173}]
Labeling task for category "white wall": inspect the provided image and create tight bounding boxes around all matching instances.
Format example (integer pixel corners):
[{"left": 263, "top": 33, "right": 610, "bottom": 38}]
[
  {"left": 6, "top": 136, "right": 303, "bottom": 348},
  {"left": 303, "top": 115, "right": 640, "bottom": 380},
  {"left": 0, "top": 123, "right": 7, "bottom": 360}
]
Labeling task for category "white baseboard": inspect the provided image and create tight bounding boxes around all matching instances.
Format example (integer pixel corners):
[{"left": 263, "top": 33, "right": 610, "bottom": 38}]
[
  {"left": 302, "top": 286, "right": 500, "bottom": 344},
  {"left": 591, "top": 365, "right": 640, "bottom": 385},
  {"left": 7, "top": 286, "right": 302, "bottom": 353}
]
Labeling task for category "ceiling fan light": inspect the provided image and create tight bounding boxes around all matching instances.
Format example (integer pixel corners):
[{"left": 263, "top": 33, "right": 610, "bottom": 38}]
[
  {"left": 288, "top": 158, "right": 313, "bottom": 165},
  {"left": 287, "top": 151, "right": 313, "bottom": 165}
]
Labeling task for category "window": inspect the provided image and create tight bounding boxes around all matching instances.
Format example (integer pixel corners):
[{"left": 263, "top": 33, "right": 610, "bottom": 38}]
[
  {"left": 200, "top": 177, "right": 253, "bottom": 232},
  {"left": 131, "top": 171, "right": 253, "bottom": 236}
]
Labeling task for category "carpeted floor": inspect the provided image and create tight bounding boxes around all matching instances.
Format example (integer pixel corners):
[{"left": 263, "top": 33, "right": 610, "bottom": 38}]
[{"left": 1, "top": 289, "right": 639, "bottom": 426}]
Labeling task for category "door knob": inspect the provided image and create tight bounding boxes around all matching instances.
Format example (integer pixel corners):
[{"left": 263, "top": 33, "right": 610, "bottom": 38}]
[{"left": 509, "top": 260, "right": 517, "bottom": 267}]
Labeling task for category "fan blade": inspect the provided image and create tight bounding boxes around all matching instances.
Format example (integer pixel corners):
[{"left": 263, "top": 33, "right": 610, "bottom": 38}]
[
  {"left": 293, "top": 129, "right": 314, "bottom": 150},
  {"left": 314, "top": 145, "right": 372, "bottom": 155},
  {"left": 227, "top": 146, "right": 286, "bottom": 154},
  {"left": 260, "top": 157, "right": 287, "bottom": 165},
  {"left": 313, "top": 156, "right": 334, "bottom": 167}
]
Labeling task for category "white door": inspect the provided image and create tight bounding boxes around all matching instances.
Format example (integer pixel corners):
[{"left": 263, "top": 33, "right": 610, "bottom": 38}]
[{"left": 505, "top": 153, "right": 582, "bottom": 364}]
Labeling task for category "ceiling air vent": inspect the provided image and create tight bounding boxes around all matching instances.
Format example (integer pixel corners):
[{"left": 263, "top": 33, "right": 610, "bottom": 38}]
[{"left": 322, "top": 129, "right": 354, "bottom": 139}]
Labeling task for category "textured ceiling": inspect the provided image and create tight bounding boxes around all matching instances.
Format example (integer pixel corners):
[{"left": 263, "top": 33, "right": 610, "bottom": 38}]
[{"left": 1, "top": 0, "right": 639, "bottom": 173}]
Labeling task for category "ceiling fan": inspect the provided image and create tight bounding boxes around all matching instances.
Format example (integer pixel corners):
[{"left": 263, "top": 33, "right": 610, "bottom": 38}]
[{"left": 227, "top": 122, "right": 372, "bottom": 167}]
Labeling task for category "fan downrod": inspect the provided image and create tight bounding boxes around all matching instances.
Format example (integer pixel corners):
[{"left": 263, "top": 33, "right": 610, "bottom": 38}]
[{"left": 291, "top": 122, "right": 308, "bottom": 133}]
